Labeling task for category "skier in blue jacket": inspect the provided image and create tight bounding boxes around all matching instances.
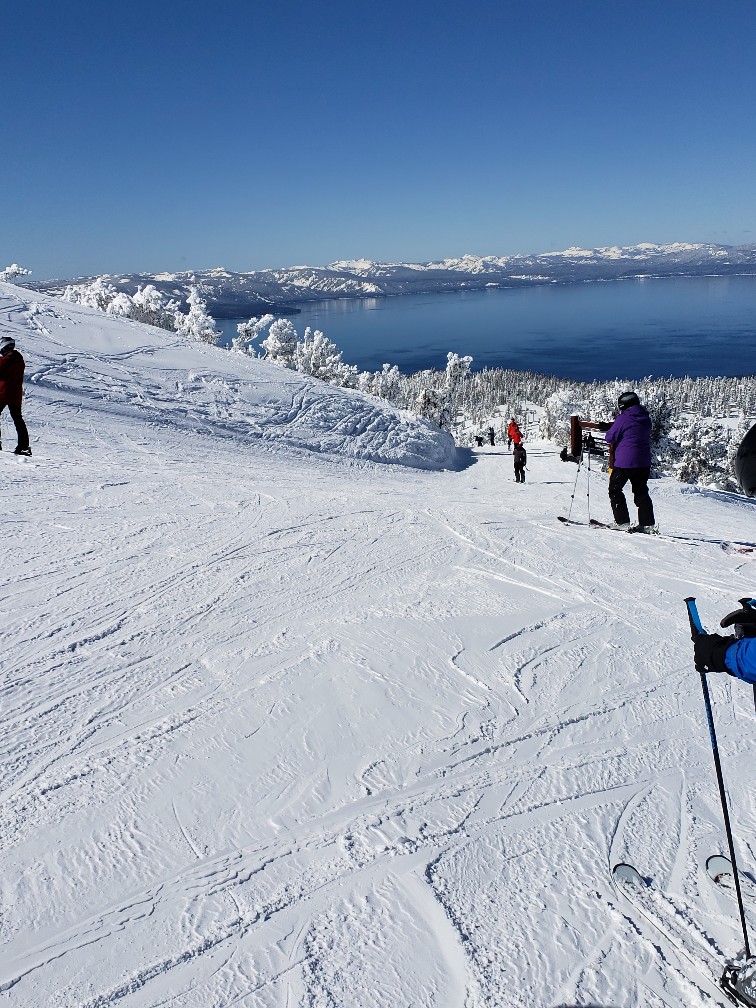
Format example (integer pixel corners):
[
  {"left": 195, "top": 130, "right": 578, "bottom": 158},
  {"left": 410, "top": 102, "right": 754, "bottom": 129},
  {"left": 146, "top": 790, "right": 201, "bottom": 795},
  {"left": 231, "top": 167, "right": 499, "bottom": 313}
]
[{"left": 693, "top": 600, "right": 756, "bottom": 686}]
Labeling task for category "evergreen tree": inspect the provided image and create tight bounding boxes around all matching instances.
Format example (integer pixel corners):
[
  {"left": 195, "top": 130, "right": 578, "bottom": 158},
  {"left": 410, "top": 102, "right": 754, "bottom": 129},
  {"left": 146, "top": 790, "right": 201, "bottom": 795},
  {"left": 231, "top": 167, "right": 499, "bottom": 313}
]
[
  {"left": 174, "top": 287, "right": 219, "bottom": 344},
  {"left": 233, "top": 315, "right": 275, "bottom": 355},
  {"left": 261, "top": 318, "right": 298, "bottom": 367}
]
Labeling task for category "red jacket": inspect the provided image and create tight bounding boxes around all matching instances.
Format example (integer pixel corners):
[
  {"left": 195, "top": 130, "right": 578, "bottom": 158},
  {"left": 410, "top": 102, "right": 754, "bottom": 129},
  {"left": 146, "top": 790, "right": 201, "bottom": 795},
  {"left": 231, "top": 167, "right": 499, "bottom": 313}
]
[
  {"left": 507, "top": 421, "right": 522, "bottom": 444},
  {"left": 0, "top": 349, "right": 25, "bottom": 406}
]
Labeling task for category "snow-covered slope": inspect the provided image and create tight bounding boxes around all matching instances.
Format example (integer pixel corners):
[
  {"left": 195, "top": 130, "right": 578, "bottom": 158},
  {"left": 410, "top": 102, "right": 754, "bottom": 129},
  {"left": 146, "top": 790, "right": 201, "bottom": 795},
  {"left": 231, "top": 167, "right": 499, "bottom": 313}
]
[
  {"left": 0, "top": 285, "right": 456, "bottom": 470},
  {"left": 26, "top": 241, "right": 756, "bottom": 318},
  {"left": 2, "top": 284, "right": 756, "bottom": 1008}
]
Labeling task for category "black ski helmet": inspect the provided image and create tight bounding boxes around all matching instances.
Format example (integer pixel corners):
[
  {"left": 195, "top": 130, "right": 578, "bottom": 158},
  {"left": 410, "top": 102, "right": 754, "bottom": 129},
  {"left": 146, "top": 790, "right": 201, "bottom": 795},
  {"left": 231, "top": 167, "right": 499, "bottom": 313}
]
[
  {"left": 734, "top": 422, "right": 756, "bottom": 498},
  {"left": 617, "top": 391, "right": 640, "bottom": 412}
]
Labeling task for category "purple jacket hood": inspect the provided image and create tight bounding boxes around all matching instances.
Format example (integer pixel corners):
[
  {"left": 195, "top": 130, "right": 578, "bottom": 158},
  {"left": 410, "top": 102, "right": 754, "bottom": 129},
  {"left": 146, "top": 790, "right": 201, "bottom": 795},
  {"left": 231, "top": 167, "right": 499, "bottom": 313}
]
[{"left": 604, "top": 404, "right": 653, "bottom": 468}]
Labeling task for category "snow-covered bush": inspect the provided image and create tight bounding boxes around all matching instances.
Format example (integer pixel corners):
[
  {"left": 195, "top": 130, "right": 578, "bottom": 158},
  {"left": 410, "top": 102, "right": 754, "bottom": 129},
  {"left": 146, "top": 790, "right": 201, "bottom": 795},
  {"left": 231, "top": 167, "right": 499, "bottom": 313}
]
[
  {"left": 294, "top": 328, "right": 358, "bottom": 387},
  {"left": 62, "top": 277, "right": 217, "bottom": 340},
  {"left": 665, "top": 417, "right": 738, "bottom": 489},
  {"left": 358, "top": 363, "right": 406, "bottom": 405},
  {"left": 63, "top": 277, "right": 119, "bottom": 312},
  {"left": 541, "top": 388, "right": 583, "bottom": 444},
  {"left": 130, "top": 285, "right": 180, "bottom": 328},
  {"left": 106, "top": 285, "right": 179, "bottom": 329},
  {"left": 1, "top": 264, "right": 32, "bottom": 282}
]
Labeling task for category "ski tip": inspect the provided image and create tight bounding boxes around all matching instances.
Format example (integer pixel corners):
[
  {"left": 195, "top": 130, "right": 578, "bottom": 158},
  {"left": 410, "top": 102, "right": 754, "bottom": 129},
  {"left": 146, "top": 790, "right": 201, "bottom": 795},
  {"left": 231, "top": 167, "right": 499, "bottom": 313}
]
[{"left": 612, "top": 862, "right": 644, "bottom": 886}]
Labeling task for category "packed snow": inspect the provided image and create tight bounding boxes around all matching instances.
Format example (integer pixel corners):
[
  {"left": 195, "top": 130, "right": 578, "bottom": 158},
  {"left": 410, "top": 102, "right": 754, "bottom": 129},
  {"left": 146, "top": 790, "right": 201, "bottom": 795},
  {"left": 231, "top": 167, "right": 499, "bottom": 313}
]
[{"left": 1, "top": 283, "right": 755, "bottom": 1008}]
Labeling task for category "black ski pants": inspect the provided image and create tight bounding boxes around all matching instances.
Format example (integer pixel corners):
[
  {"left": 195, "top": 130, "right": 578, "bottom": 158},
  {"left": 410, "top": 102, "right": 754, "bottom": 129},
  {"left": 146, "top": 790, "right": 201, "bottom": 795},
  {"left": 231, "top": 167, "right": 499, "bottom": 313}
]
[
  {"left": 609, "top": 466, "right": 655, "bottom": 526},
  {"left": 0, "top": 403, "right": 30, "bottom": 451},
  {"left": 514, "top": 464, "right": 525, "bottom": 483}
]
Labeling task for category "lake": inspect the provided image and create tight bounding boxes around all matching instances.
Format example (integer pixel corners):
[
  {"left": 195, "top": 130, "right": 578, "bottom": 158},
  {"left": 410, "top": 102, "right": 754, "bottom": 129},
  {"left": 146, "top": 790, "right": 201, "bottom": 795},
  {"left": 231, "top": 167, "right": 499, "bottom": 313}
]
[{"left": 215, "top": 275, "right": 756, "bottom": 380}]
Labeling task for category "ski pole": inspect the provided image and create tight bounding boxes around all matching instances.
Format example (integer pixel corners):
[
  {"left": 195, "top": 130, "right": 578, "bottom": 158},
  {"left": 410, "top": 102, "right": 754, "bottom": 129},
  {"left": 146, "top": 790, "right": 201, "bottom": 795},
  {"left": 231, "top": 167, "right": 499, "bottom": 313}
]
[
  {"left": 586, "top": 439, "right": 592, "bottom": 523},
  {"left": 565, "top": 446, "right": 583, "bottom": 521},
  {"left": 685, "top": 597, "right": 751, "bottom": 959}
]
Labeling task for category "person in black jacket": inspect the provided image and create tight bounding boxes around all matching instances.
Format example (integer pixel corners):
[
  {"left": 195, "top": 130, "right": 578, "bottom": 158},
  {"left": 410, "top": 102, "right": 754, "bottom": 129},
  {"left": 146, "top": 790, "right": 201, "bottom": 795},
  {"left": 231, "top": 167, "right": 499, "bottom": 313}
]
[
  {"left": 0, "top": 336, "right": 30, "bottom": 455},
  {"left": 513, "top": 442, "right": 527, "bottom": 483}
]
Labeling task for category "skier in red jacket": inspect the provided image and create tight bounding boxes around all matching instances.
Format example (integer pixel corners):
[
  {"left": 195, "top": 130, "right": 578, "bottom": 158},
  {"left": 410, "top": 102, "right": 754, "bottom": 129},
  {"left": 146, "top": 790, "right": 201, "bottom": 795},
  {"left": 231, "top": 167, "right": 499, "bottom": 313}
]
[
  {"left": 0, "top": 336, "right": 31, "bottom": 455},
  {"left": 507, "top": 418, "right": 522, "bottom": 450}
]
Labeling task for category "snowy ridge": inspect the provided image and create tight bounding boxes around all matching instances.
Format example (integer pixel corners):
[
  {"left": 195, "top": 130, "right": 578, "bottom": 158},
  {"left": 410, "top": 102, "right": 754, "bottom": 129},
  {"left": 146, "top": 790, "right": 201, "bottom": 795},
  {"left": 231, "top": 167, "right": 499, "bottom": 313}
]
[
  {"left": 0, "top": 283, "right": 456, "bottom": 470},
  {"left": 2, "top": 280, "right": 756, "bottom": 1007},
  {"left": 26, "top": 241, "right": 756, "bottom": 318}
]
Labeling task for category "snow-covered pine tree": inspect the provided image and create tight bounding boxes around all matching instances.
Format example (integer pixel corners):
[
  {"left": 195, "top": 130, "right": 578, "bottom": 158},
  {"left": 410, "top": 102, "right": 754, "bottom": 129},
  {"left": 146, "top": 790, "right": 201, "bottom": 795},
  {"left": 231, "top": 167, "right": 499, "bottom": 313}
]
[
  {"left": 541, "top": 388, "right": 582, "bottom": 444},
  {"left": 261, "top": 318, "right": 298, "bottom": 368},
  {"left": 232, "top": 314, "right": 275, "bottom": 355},
  {"left": 415, "top": 387, "right": 452, "bottom": 430},
  {"left": 444, "top": 352, "right": 473, "bottom": 430},
  {"left": 174, "top": 287, "right": 219, "bottom": 344}
]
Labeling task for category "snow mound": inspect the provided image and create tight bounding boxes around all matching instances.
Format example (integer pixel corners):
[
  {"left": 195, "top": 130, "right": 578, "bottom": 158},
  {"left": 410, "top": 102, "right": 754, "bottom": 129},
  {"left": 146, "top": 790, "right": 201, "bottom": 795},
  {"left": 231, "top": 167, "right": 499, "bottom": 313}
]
[{"left": 0, "top": 282, "right": 457, "bottom": 470}]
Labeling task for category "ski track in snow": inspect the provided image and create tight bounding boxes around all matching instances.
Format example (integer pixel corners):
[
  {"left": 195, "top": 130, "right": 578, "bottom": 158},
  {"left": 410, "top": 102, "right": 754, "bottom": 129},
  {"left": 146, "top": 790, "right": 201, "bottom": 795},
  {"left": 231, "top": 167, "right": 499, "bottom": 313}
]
[{"left": 1, "top": 286, "right": 756, "bottom": 1007}]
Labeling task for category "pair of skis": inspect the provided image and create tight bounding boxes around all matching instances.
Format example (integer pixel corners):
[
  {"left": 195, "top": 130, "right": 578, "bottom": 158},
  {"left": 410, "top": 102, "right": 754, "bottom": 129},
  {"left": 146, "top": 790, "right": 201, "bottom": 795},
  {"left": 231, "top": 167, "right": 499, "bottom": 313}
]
[
  {"left": 557, "top": 515, "right": 657, "bottom": 533},
  {"left": 611, "top": 598, "right": 756, "bottom": 1006},
  {"left": 612, "top": 858, "right": 756, "bottom": 1006},
  {"left": 557, "top": 515, "right": 754, "bottom": 553}
]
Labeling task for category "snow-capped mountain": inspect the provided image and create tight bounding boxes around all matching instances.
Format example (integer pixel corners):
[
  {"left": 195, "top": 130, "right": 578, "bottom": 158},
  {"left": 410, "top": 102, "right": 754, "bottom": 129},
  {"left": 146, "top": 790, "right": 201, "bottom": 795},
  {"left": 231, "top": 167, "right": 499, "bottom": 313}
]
[{"left": 26, "top": 241, "right": 756, "bottom": 319}]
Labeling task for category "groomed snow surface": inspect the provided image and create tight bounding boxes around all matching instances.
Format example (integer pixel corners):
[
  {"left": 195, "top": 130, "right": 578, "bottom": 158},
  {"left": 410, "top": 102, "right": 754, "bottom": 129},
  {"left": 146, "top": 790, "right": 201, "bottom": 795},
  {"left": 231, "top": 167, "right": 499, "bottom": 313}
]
[{"left": 2, "top": 283, "right": 755, "bottom": 1008}]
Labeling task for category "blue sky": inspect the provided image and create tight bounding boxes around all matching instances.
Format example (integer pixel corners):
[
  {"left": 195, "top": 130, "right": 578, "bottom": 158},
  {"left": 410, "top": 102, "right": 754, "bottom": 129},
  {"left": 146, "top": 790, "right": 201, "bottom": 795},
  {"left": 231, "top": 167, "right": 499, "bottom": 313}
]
[{"left": 4, "top": 0, "right": 756, "bottom": 279}]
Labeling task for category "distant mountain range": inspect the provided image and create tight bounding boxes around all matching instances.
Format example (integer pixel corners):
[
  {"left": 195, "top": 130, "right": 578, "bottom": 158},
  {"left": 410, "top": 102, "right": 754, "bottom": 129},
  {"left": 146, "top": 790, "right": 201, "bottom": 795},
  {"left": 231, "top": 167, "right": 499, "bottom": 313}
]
[{"left": 26, "top": 242, "right": 756, "bottom": 319}]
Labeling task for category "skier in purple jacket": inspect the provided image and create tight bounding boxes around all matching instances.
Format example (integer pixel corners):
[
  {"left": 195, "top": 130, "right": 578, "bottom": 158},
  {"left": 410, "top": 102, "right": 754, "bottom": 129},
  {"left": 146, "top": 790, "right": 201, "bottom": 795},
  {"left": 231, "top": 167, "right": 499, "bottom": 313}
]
[{"left": 603, "top": 391, "right": 657, "bottom": 533}]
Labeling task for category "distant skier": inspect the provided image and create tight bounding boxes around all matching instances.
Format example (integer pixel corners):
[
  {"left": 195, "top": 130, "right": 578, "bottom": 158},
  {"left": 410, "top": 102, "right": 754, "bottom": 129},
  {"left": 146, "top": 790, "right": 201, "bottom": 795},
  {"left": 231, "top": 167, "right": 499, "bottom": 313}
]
[
  {"left": 584, "top": 432, "right": 600, "bottom": 455},
  {"left": 693, "top": 599, "right": 756, "bottom": 685},
  {"left": 487, "top": 426, "right": 495, "bottom": 446},
  {"left": 603, "top": 391, "right": 656, "bottom": 533},
  {"left": 513, "top": 442, "right": 527, "bottom": 483},
  {"left": 507, "top": 418, "right": 522, "bottom": 450},
  {"left": 474, "top": 434, "right": 485, "bottom": 447},
  {"left": 0, "top": 336, "right": 31, "bottom": 456}
]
